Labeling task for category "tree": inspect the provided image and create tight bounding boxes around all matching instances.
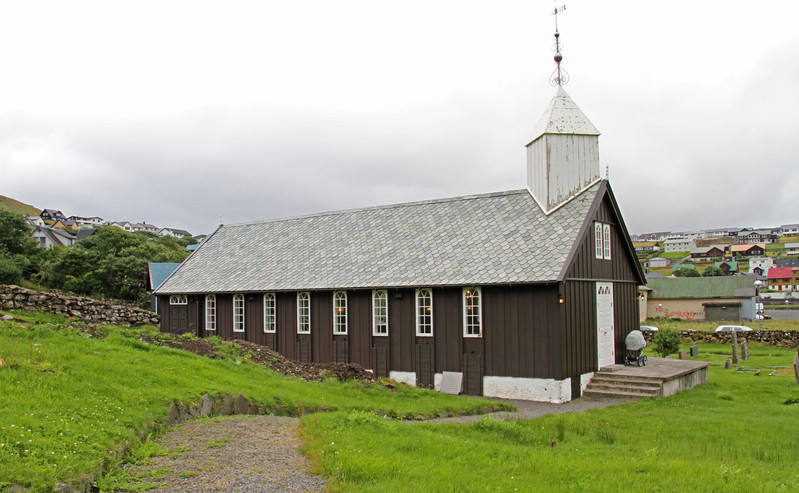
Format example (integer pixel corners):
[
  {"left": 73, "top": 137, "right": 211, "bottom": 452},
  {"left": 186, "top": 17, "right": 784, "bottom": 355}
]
[
  {"left": 652, "top": 327, "right": 682, "bottom": 357},
  {"left": 673, "top": 267, "right": 700, "bottom": 278},
  {"left": 44, "top": 226, "right": 190, "bottom": 303},
  {"left": 0, "top": 210, "right": 34, "bottom": 256},
  {"left": 703, "top": 265, "right": 726, "bottom": 277}
]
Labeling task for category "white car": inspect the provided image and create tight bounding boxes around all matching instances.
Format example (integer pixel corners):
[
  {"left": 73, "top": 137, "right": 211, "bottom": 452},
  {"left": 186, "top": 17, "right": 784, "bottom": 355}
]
[
  {"left": 640, "top": 325, "right": 659, "bottom": 331},
  {"left": 714, "top": 325, "right": 753, "bottom": 333}
]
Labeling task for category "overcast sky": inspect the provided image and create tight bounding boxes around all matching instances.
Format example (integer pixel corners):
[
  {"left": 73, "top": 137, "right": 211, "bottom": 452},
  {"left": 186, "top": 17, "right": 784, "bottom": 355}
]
[{"left": 2, "top": 1, "right": 798, "bottom": 236}]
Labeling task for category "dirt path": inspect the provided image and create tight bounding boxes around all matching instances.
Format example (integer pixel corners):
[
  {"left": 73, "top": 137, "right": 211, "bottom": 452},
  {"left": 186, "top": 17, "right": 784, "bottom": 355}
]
[{"left": 127, "top": 415, "right": 325, "bottom": 493}]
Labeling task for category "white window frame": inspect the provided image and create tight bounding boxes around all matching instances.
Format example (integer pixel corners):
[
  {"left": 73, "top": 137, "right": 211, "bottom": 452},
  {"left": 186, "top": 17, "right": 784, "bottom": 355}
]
[
  {"left": 169, "top": 295, "right": 187, "bottom": 305},
  {"left": 233, "top": 294, "right": 245, "bottom": 333},
  {"left": 595, "top": 222, "right": 603, "bottom": 259},
  {"left": 263, "top": 293, "right": 276, "bottom": 334},
  {"left": 333, "top": 291, "right": 348, "bottom": 335},
  {"left": 297, "top": 292, "right": 311, "bottom": 334},
  {"left": 415, "top": 288, "right": 433, "bottom": 336},
  {"left": 463, "top": 287, "right": 482, "bottom": 338},
  {"left": 372, "top": 290, "right": 388, "bottom": 336},
  {"left": 603, "top": 223, "right": 612, "bottom": 260},
  {"left": 205, "top": 295, "right": 216, "bottom": 331}
]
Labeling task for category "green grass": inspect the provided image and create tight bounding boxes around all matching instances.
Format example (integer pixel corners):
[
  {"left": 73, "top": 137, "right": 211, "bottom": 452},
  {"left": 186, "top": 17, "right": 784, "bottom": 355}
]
[
  {"left": 659, "top": 251, "right": 689, "bottom": 259},
  {"left": 0, "top": 310, "right": 502, "bottom": 491},
  {"left": 0, "top": 194, "right": 40, "bottom": 216},
  {"left": 302, "top": 343, "right": 799, "bottom": 492}
]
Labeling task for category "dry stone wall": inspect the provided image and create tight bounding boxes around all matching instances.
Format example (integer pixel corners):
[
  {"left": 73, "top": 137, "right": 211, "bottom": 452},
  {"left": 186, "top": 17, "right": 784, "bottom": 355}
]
[
  {"left": 0, "top": 284, "right": 159, "bottom": 326},
  {"left": 641, "top": 328, "right": 799, "bottom": 348}
]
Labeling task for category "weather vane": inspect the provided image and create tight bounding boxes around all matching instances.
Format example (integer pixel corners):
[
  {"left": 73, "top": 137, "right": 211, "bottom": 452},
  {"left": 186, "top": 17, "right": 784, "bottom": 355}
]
[{"left": 550, "top": 4, "right": 569, "bottom": 87}]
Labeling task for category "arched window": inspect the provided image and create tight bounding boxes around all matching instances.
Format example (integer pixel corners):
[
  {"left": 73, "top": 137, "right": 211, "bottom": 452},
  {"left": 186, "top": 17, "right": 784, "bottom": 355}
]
[
  {"left": 233, "top": 294, "right": 245, "bottom": 333},
  {"left": 297, "top": 292, "right": 311, "bottom": 334},
  {"left": 205, "top": 295, "right": 216, "bottom": 331},
  {"left": 415, "top": 289, "right": 433, "bottom": 336},
  {"left": 463, "top": 287, "right": 482, "bottom": 337},
  {"left": 372, "top": 290, "right": 388, "bottom": 336},
  {"left": 263, "top": 293, "right": 276, "bottom": 333},
  {"left": 333, "top": 291, "right": 347, "bottom": 335}
]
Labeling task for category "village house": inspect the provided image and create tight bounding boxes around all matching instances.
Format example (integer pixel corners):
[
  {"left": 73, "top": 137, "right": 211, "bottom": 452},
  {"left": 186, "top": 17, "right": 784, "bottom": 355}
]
[
  {"left": 689, "top": 245, "right": 724, "bottom": 260},
  {"left": 730, "top": 243, "right": 765, "bottom": 258},
  {"left": 31, "top": 225, "right": 76, "bottom": 249},
  {"left": 784, "top": 242, "right": 799, "bottom": 256},
  {"left": 748, "top": 257, "right": 773, "bottom": 276},
  {"left": 663, "top": 237, "right": 692, "bottom": 253},
  {"left": 154, "top": 86, "right": 645, "bottom": 403},
  {"left": 766, "top": 267, "right": 799, "bottom": 291}
]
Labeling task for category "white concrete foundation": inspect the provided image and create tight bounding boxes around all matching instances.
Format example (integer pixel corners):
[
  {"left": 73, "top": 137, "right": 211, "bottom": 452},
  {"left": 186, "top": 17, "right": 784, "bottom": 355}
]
[
  {"left": 389, "top": 371, "right": 416, "bottom": 386},
  {"left": 483, "top": 375, "right": 573, "bottom": 403},
  {"left": 433, "top": 373, "right": 443, "bottom": 391},
  {"left": 580, "top": 372, "right": 595, "bottom": 392}
]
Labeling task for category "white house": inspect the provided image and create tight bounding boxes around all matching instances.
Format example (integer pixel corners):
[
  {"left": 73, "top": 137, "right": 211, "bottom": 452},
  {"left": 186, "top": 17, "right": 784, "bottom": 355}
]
[
  {"left": 780, "top": 224, "right": 799, "bottom": 236},
  {"left": 68, "top": 216, "right": 104, "bottom": 228},
  {"left": 31, "top": 226, "right": 76, "bottom": 249},
  {"left": 648, "top": 257, "right": 669, "bottom": 268},
  {"left": 664, "top": 238, "right": 692, "bottom": 252},
  {"left": 785, "top": 243, "right": 799, "bottom": 256},
  {"left": 749, "top": 257, "right": 774, "bottom": 274}
]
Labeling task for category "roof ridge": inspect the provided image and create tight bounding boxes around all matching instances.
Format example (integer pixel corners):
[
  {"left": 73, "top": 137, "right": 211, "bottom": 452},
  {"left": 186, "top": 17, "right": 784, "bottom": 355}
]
[{"left": 224, "top": 189, "right": 530, "bottom": 228}]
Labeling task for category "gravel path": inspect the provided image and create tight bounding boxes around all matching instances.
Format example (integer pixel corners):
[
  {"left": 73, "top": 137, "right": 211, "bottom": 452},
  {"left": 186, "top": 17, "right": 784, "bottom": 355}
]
[
  {"left": 128, "top": 415, "right": 325, "bottom": 493},
  {"left": 420, "top": 396, "right": 636, "bottom": 424}
]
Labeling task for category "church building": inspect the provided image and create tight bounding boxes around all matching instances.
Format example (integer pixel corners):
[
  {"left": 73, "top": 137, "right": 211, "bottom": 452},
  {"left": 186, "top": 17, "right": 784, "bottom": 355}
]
[{"left": 154, "top": 85, "right": 645, "bottom": 403}]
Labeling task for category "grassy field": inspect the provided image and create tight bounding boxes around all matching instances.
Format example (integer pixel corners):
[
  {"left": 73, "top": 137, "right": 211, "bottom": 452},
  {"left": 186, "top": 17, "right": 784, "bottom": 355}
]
[
  {"left": 302, "top": 343, "right": 799, "bottom": 492},
  {"left": 0, "top": 310, "right": 500, "bottom": 491}
]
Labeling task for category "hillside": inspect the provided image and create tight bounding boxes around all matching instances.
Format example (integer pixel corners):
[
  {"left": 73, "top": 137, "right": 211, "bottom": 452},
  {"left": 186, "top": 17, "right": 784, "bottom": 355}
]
[{"left": 0, "top": 194, "right": 40, "bottom": 216}]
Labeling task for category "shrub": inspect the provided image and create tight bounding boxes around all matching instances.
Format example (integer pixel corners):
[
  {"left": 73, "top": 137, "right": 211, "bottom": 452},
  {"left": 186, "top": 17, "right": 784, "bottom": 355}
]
[
  {"left": 673, "top": 267, "right": 700, "bottom": 277},
  {"left": 652, "top": 327, "right": 682, "bottom": 357},
  {"left": 0, "top": 256, "right": 22, "bottom": 285}
]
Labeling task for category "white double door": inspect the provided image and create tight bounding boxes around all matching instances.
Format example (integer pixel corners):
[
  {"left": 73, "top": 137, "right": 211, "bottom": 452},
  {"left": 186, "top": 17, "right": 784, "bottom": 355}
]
[{"left": 596, "top": 282, "right": 615, "bottom": 368}]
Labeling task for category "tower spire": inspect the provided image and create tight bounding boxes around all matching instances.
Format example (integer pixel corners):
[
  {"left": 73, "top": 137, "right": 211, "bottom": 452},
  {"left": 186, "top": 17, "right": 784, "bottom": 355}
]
[{"left": 550, "top": 4, "right": 569, "bottom": 87}]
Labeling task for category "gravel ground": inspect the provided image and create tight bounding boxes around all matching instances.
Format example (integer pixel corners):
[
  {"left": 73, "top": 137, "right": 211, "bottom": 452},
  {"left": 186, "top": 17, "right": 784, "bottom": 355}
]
[
  {"left": 420, "top": 396, "right": 636, "bottom": 424},
  {"left": 127, "top": 415, "right": 325, "bottom": 493}
]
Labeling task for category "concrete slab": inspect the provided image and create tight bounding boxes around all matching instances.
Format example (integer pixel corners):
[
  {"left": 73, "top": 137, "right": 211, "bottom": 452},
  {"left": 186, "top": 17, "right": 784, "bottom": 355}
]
[{"left": 613, "top": 357, "right": 709, "bottom": 380}]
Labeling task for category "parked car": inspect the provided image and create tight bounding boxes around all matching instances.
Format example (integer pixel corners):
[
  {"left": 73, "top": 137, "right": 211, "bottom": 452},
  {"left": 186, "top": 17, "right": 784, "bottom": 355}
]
[
  {"left": 640, "top": 325, "right": 659, "bottom": 331},
  {"left": 714, "top": 325, "right": 753, "bottom": 332}
]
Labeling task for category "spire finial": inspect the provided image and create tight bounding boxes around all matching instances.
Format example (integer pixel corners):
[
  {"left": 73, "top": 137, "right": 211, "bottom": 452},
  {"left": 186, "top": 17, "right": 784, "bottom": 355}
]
[{"left": 550, "top": 4, "right": 569, "bottom": 87}]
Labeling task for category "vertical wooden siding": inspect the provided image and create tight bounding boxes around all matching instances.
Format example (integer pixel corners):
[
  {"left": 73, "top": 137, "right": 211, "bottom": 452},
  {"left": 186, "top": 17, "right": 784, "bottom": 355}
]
[
  {"left": 483, "top": 285, "right": 560, "bottom": 379},
  {"left": 564, "top": 195, "right": 640, "bottom": 282},
  {"left": 561, "top": 280, "right": 598, "bottom": 377}
]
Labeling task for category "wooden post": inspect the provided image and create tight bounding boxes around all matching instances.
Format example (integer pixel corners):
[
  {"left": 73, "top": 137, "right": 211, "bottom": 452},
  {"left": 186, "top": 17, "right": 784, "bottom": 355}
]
[{"left": 731, "top": 330, "right": 739, "bottom": 365}]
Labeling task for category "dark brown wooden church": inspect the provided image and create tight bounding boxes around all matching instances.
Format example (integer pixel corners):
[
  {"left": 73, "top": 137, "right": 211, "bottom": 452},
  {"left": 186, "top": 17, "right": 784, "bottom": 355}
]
[{"left": 154, "top": 87, "right": 645, "bottom": 402}]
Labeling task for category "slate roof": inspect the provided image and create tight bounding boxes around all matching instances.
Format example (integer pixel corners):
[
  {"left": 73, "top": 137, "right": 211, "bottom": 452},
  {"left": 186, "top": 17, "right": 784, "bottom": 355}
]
[
  {"left": 155, "top": 184, "right": 601, "bottom": 294},
  {"left": 647, "top": 275, "right": 756, "bottom": 299}
]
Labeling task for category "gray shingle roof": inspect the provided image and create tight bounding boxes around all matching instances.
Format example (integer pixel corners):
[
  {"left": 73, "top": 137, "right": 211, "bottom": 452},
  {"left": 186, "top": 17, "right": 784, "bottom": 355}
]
[{"left": 155, "top": 184, "right": 599, "bottom": 294}]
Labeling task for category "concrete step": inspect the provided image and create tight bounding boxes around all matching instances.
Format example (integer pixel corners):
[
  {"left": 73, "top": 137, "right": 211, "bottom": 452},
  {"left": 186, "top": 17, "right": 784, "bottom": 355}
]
[
  {"left": 586, "top": 382, "right": 660, "bottom": 396},
  {"left": 590, "top": 374, "right": 662, "bottom": 387},
  {"left": 584, "top": 372, "right": 664, "bottom": 398},
  {"left": 591, "top": 373, "right": 663, "bottom": 385},
  {"left": 583, "top": 388, "right": 654, "bottom": 399}
]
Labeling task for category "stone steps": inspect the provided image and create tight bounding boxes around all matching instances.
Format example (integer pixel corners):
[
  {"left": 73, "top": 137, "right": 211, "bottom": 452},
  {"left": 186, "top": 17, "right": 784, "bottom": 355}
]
[{"left": 583, "top": 372, "right": 663, "bottom": 398}]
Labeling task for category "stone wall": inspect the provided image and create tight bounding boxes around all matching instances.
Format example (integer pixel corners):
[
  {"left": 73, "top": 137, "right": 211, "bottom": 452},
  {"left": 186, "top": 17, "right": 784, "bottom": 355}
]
[
  {"left": 0, "top": 284, "right": 159, "bottom": 326},
  {"left": 641, "top": 328, "right": 799, "bottom": 348}
]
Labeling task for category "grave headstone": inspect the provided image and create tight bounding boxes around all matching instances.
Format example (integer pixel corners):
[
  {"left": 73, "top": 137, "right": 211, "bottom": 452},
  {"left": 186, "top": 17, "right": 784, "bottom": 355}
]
[
  {"left": 724, "top": 360, "right": 731, "bottom": 369},
  {"left": 678, "top": 350, "right": 688, "bottom": 360},
  {"left": 741, "top": 338, "right": 750, "bottom": 360},
  {"left": 690, "top": 345, "right": 699, "bottom": 358},
  {"left": 731, "top": 330, "right": 739, "bottom": 365},
  {"left": 794, "top": 355, "right": 799, "bottom": 385}
]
